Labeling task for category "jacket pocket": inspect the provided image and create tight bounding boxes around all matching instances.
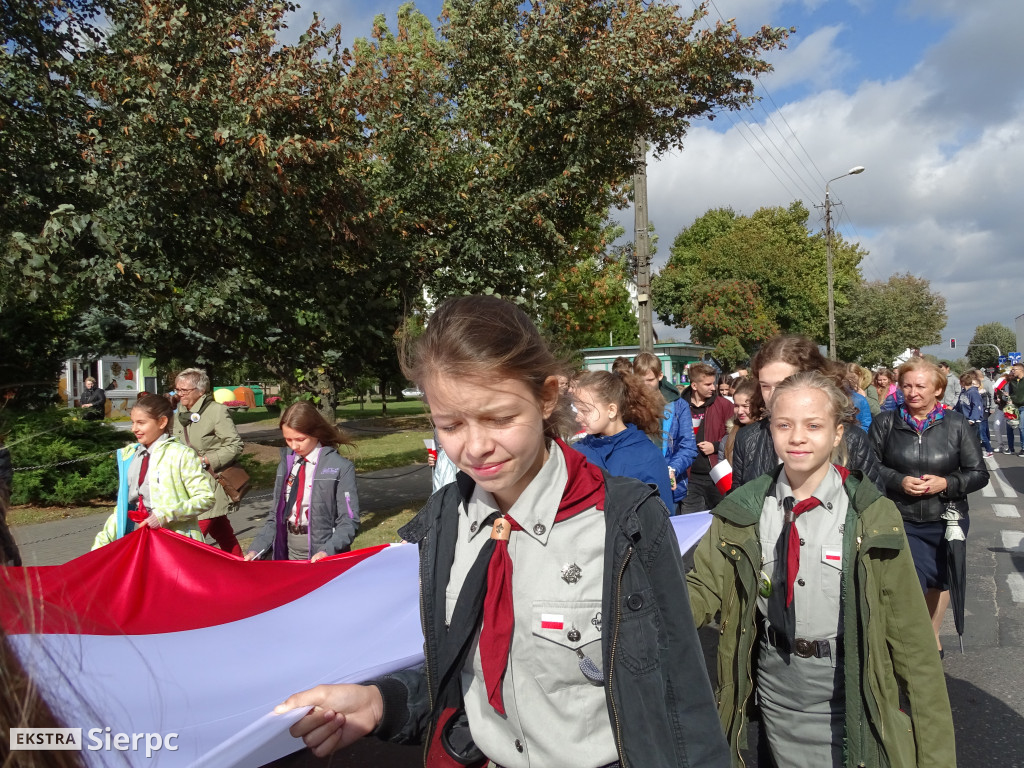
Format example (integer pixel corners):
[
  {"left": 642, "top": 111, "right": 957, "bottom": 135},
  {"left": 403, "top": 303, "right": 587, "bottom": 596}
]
[
  {"left": 616, "top": 588, "right": 662, "bottom": 676},
  {"left": 820, "top": 545, "right": 844, "bottom": 604},
  {"left": 531, "top": 600, "right": 603, "bottom": 693}
]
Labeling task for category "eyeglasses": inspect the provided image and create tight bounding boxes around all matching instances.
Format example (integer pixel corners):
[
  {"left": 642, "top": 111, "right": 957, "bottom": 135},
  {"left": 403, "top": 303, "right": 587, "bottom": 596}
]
[{"left": 177, "top": 387, "right": 197, "bottom": 394}]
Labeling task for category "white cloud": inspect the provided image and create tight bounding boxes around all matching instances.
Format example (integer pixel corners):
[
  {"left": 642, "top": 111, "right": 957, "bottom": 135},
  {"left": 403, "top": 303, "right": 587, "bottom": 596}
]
[
  {"left": 643, "top": 0, "right": 1024, "bottom": 353},
  {"left": 761, "top": 24, "right": 853, "bottom": 90}
]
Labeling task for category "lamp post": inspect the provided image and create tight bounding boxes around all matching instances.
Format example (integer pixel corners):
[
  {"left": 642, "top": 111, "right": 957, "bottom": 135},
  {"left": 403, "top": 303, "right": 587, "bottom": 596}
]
[{"left": 824, "top": 165, "right": 865, "bottom": 359}]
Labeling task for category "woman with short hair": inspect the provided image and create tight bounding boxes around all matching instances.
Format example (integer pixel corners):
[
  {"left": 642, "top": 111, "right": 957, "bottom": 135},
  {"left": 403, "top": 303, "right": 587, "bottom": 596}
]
[{"left": 869, "top": 358, "right": 989, "bottom": 653}]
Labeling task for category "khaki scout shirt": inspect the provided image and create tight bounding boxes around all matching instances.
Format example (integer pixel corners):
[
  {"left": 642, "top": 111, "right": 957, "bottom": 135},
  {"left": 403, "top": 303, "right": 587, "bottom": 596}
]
[
  {"left": 757, "top": 465, "right": 848, "bottom": 641},
  {"left": 446, "top": 446, "right": 617, "bottom": 768}
]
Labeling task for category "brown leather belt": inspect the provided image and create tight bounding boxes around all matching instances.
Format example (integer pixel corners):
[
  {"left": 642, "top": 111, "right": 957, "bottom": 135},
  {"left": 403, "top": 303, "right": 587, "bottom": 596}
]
[
  {"left": 765, "top": 625, "right": 841, "bottom": 659},
  {"left": 287, "top": 522, "right": 308, "bottom": 535}
]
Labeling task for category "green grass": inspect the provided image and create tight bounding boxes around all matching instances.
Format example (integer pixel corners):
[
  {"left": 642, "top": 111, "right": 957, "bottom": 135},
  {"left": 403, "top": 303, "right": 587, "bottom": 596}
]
[
  {"left": 351, "top": 502, "right": 424, "bottom": 548},
  {"left": 7, "top": 504, "right": 112, "bottom": 527}
]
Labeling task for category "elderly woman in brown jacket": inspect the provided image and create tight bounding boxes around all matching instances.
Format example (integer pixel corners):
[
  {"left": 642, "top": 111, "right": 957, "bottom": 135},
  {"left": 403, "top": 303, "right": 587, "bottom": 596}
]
[{"left": 172, "top": 367, "right": 244, "bottom": 555}]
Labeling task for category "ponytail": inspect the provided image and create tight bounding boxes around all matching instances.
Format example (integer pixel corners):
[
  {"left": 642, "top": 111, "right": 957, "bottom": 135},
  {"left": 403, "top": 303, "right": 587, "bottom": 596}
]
[{"left": 574, "top": 370, "right": 664, "bottom": 438}]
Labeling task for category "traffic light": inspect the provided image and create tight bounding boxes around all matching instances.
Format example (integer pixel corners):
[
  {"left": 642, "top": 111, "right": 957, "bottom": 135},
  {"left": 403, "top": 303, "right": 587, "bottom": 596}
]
[{"left": 950, "top": 338, "right": 956, "bottom": 349}]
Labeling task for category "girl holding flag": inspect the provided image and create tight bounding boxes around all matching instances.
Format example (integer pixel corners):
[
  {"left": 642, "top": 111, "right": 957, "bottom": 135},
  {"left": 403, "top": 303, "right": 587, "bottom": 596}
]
[
  {"left": 687, "top": 371, "right": 954, "bottom": 768},
  {"left": 245, "top": 402, "right": 359, "bottom": 562},
  {"left": 278, "top": 295, "right": 728, "bottom": 768},
  {"left": 92, "top": 395, "right": 214, "bottom": 549}
]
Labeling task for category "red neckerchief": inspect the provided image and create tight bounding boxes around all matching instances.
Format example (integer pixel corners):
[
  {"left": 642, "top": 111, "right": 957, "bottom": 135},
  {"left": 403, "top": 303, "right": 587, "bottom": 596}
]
[{"left": 480, "top": 439, "right": 605, "bottom": 713}]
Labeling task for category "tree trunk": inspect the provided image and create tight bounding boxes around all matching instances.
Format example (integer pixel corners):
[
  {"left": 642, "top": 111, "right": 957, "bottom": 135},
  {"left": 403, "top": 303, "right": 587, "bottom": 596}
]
[
  {"left": 380, "top": 377, "right": 388, "bottom": 417},
  {"left": 314, "top": 369, "right": 337, "bottom": 422}
]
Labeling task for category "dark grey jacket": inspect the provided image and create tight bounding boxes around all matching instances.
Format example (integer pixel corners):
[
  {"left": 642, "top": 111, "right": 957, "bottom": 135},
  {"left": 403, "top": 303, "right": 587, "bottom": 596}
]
[
  {"left": 868, "top": 409, "right": 988, "bottom": 523},
  {"left": 370, "top": 470, "right": 730, "bottom": 768},
  {"left": 248, "top": 446, "right": 360, "bottom": 558},
  {"left": 732, "top": 418, "right": 885, "bottom": 492}
]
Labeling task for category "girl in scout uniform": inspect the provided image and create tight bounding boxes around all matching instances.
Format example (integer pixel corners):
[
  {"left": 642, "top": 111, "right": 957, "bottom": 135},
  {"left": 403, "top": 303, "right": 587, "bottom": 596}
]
[
  {"left": 92, "top": 395, "right": 215, "bottom": 549},
  {"left": 687, "top": 371, "right": 955, "bottom": 768},
  {"left": 244, "top": 402, "right": 360, "bottom": 562},
  {"left": 277, "top": 295, "right": 729, "bottom": 768}
]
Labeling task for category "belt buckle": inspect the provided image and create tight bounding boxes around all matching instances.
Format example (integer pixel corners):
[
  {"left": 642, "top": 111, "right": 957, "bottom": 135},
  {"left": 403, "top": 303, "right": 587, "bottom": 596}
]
[{"left": 793, "top": 638, "right": 815, "bottom": 658}]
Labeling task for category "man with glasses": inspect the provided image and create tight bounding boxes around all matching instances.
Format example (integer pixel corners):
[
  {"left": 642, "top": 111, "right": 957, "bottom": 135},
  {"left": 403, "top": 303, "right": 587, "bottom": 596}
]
[{"left": 173, "top": 368, "right": 244, "bottom": 554}]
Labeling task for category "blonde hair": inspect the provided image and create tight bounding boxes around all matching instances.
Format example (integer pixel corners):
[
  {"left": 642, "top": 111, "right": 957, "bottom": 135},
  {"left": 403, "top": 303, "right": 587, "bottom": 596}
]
[
  {"left": 897, "top": 358, "right": 946, "bottom": 397},
  {"left": 768, "top": 371, "right": 854, "bottom": 467}
]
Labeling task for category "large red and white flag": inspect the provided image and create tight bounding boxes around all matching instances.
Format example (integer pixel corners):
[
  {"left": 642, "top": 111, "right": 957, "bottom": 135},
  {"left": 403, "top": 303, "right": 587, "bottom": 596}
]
[
  {"left": 2, "top": 516, "right": 712, "bottom": 767},
  {"left": 994, "top": 376, "right": 1008, "bottom": 391}
]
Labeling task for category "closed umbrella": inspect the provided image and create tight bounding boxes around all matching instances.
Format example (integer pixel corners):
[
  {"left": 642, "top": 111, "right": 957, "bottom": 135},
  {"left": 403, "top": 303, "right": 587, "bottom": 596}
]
[{"left": 942, "top": 506, "right": 967, "bottom": 654}]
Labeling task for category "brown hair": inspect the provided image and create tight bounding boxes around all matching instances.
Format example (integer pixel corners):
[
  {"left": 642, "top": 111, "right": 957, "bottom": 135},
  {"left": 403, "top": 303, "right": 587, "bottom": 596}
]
[
  {"left": 402, "top": 296, "right": 575, "bottom": 440},
  {"left": 723, "top": 378, "right": 757, "bottom": 464},
  {"left": 632, "top": 351, "right": 662, "bottom": 377},
  {"left": 897, "top": 358, "right": 946, "bottom": 397},
  {"left": 279, "top": 401, "right": 353, "bottom": 449},
  {"left": 132, "top": 393, "right": 174, "bottom": 433},
  {"left": 574, "top": 370, "right": 664, "bottom": 437},
  {"left": 749, "top": 335, "right": 831, "bottom": 420},
  {"left": 611, "top": 356, "right": 634, "bottom": 375},
  {"left": 688, "top": 362, "right": 716, "bottom": 382},
  {"left": 959, "top": 371, "right": 976, "bottom": 388}
]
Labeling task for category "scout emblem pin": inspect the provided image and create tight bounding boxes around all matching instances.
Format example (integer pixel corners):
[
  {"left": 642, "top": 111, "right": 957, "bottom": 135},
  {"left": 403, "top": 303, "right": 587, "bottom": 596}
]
[
  {"left": 491, "top": 519, "right": 511, "bottom": 541},
  {"left": 758, "top": 569, "right": 772, "bottom": 598},
  {"left": 561, "top": 562, "right": 582, "bottom": 584}
]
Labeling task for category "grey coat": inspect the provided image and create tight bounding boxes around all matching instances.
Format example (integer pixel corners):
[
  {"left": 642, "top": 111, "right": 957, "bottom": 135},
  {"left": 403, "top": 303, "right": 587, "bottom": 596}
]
[{"left": 248, "top": 446, "right": 360, "bottom": 559}]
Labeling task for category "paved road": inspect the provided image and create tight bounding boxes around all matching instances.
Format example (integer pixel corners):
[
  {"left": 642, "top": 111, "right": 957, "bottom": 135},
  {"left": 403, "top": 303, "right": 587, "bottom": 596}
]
[
  {"left": 9, "top": 462, "right": 433, "bottom": 566},
  {"left": 9, "top": 454, "right": 1024, "bottom": 767}
]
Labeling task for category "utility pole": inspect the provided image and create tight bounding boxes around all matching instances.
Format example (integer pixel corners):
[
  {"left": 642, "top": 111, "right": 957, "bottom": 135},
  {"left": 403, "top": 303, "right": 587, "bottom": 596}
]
[
  {"left": 821, "top": 166, "right": 865, "bottom": 360},
  {"left": 824, "top": 189, "right": 836, "bottom": 360},
  {"left": 634, "top": 139, "right": 654, "bottom": 353}
]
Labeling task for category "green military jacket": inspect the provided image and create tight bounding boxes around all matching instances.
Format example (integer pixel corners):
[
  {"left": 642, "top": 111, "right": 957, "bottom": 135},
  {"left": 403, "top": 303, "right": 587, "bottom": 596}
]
[
  {"left": 172, "top": 395, "right": 244, "bottom": 520},
  {"left": 687, "top": 468, "right": 956, "bottom": 768}
]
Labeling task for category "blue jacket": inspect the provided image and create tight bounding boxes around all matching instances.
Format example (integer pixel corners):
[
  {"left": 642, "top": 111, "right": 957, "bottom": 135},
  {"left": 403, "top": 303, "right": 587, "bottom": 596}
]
[
  {"left": 575, "top": 424, "right": 674, "bottom": 510},
  {"left": 954, "top": 387, "right": 985, "bottom": 422},
  {"left": 851, "top": 391, "right": 872, "bottom": 431},
  {"left": 664, "top": 397, "right": 699, "bottom": 503},
  {"left": 881, "top": 389, "right": 904, "bottom": 411}
]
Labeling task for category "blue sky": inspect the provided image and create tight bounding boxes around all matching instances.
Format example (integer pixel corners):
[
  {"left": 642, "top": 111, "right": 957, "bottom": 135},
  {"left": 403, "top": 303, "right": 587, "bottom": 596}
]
[{"left": 282, "top": 0, "right": 1024, "bottom": 360}]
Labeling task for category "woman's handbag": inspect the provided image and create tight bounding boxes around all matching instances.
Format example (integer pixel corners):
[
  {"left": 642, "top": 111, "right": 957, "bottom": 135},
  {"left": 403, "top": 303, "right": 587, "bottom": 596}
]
[{"left": 214, "top": 465, "right": 251, "bottom": 503}]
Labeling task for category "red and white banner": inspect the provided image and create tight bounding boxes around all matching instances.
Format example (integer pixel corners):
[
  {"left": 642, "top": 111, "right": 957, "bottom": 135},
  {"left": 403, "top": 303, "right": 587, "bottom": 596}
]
[
  {"left": 994, "top": 376, "right": 1007, "bottom": 391},
  {"left": 2, "top": 516, "right": 712, "bottom": 767},
  {"left": 710, "top": 460, "right": 733, "bottom": 495}
]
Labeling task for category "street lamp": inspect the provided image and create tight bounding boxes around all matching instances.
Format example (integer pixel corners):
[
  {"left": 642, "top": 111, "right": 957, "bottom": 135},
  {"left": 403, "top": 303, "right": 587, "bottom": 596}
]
[{"left": 825, "top": 165, "right": 865, "bottom": 359}]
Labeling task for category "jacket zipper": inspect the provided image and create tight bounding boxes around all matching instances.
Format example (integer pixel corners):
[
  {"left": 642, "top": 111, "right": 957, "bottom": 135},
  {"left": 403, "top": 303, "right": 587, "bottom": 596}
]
[
  {"left": 607, "top": 544, "right": 633, "bottom": 768},
  {"left": 420, "top": 533, "right": 435, "bottom": 768}
]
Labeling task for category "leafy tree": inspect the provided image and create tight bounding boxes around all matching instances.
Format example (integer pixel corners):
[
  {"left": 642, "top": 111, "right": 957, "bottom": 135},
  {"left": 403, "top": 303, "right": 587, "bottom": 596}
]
[
  {"left": 652, "top": 203, "right": 862, "bottom": 352},
  {"left": 966, "top": 322, "right": 1016, "bottom": 369},
  {"left": 835, "top": 273, "right": 947, "bottom": 366},
  {"left": 358, "top": 1, "right": 790, "bottom": 305},
  {"left": 0, "top": 1, "right": 107, "bottom": 406}
]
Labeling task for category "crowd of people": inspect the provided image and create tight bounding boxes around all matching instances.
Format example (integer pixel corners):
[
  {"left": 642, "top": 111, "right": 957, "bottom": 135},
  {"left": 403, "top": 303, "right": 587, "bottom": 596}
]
[{"left": 5, "top": 296, "right": 1020, "bottom": 767}]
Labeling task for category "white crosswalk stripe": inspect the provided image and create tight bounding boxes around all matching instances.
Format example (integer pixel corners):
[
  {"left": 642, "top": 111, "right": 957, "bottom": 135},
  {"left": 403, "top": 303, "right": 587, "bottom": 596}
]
[
  {"left": 994, "top": 504, "right": 1021, "bottom": 518},
  {"left": 983, "top": 480, "right": 997, "bottom": 497},
  {"left": 987, "top": 461, "right": 1018, "bottom": 498},
  {"left": 1001, "top": 530, "right": 1024, "bottom": 551},
  {"left": 1008, "top": 574, "right": 1024, "bottom": 603}
]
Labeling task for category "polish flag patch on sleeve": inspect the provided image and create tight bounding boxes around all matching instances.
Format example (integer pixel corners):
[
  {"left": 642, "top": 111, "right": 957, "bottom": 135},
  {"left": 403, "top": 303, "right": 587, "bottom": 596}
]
[
  {"left": 540, "top": 614, "right": 565, "bottom": 630},
  {"left": 823, "top": 548, "right": 842, "bottom": 563}
]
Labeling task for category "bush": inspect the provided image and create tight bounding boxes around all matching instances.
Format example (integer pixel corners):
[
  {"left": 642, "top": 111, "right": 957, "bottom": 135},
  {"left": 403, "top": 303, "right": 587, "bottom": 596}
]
[{"left": 2, "top": 409, "right": 131, "bottom": 506}]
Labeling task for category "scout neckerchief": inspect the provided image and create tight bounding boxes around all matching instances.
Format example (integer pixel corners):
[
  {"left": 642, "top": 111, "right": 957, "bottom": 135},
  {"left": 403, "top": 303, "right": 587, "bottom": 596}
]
[
  {"left": 478, "top": 439, "right": 605, "bottom": 715},
  {"left": 767, "top": 464, "right": 850, "bottom": 647}
]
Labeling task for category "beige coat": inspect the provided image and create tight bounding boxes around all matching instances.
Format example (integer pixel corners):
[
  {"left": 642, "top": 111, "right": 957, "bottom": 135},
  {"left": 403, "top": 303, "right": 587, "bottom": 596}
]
[{"left": 172, "top": 395, "right": 244, "bottom": 520}]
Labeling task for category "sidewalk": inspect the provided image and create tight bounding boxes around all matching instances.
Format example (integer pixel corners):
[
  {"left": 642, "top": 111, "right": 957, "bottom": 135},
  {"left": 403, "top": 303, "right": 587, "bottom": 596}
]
[{"left": 10, "top": 463, "right": 433, "bottom": 566}]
